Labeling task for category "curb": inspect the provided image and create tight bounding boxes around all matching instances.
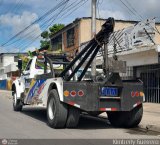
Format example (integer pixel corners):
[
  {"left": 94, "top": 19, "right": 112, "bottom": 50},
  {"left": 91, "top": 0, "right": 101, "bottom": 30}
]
[{"left": 139, "top": 124, "right": 160, "bottom": 133}]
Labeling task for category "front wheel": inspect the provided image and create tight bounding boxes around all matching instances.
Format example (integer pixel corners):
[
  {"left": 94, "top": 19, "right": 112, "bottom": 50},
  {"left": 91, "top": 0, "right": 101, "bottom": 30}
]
[
  {"left": 107, "top": 104, "right": 143, "bottom": 128},
  {"left": 47, "top": 89, "right": 68, "bottom": 128},
  {"left": 13, "top": 92, "right": 23, "bottom": 111}
]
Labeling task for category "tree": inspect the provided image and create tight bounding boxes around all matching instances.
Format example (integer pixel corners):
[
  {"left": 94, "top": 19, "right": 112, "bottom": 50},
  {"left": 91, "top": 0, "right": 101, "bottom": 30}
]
[
  {"left": 40, "top": 24, "right": 65, "bottom": 49},
  {"left": 40, "top": 40, "right": 50, "bottom": 48},
  {"left": 41, "top": 31, "right": 49, "bottom": 39},
  {"left": 49, "top": 24, "right": 65, "bottom": 36}
]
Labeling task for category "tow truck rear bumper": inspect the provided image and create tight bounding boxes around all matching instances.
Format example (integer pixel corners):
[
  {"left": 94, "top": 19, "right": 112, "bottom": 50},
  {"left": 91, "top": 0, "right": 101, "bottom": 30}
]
[{"left": 63, "top": 80, "right": 144, "bottom": 112}]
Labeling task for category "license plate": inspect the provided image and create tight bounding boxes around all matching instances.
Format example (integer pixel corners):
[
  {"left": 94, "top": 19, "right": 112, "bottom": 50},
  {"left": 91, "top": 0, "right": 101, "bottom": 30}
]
[{"left": 101, "top": 87, "right": 118, "bottom": 96}]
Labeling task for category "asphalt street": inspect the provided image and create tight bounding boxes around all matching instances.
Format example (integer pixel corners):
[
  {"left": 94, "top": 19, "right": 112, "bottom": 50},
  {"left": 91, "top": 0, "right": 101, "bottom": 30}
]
[{"left": 0, "top": 91, "right": 160, "bottom": 139}]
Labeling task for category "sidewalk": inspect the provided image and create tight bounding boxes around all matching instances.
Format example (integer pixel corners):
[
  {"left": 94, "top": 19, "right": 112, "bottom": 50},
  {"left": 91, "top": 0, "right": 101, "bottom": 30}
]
[
  {"left": 140, "top": 103, "right": 160, "bottom": 132},
  {"left": 0, "top": 90, "right": 12, "bottom": 99}
]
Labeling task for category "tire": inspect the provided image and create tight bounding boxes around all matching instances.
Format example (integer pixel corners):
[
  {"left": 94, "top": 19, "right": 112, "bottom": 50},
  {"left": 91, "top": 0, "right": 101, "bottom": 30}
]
[
  {"left": 125, "top": 104, "right": 143, "bottom": 127},
  {"left": 13, "top": 92, "right": 23, "bottom": 112},
  {"left": 89, "top": 111, "right": 101, "bottom": 117},
  {"left": 107, "top": 104, "right": 143, "bottom": 128},
  {"left": 107, "top": 111, "right": 125, "bottom": 127},
  {"left": 47, "top": 89, "right": 68, "bottom": 128},
  {"left": 66, "top": 107, "right": 80, "bottom": 128}
]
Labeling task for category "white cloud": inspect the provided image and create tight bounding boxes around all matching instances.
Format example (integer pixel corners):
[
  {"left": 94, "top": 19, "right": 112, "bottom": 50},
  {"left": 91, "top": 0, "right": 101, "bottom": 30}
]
[
  {"left": 0, "top": 11, "right": 42, "bottom": 40},
  {"left": 99, "top": 9, "right": 126, "bottom": 20}
]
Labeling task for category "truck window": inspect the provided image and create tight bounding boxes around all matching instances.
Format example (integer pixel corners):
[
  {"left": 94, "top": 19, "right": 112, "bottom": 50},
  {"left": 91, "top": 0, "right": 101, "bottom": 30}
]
[
  {"left": 35, "top": 59, "right": 44, "bottom": 70},
  {"left": 25, "top": 59, "right": 32, "bottom": 71},
  {"left": 35, "top": 58, "right": 51, "bottom": 73}
]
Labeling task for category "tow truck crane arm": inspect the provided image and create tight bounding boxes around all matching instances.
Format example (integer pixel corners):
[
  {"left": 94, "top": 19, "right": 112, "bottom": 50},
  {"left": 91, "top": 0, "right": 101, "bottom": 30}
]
[{"left": 60, "top": 17, "right": 115, "bottom": 81}]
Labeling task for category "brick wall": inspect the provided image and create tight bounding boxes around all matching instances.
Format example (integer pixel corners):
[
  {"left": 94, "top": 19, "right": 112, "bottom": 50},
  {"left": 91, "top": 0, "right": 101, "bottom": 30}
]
[{"left": 63, "top": 25, "right": 79, "bottom": 57}]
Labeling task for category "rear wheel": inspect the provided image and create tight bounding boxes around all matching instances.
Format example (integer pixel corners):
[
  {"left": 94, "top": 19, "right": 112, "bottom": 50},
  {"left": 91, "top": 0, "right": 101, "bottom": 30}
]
[
  {"left": 126, "top": 104, "right": 143, "bottom": 127},
  {"left": 107, "top": 104, "right": 143, "bottom": 128},
  {"left": 47, "top": 89, "right": 68, "bottom": 128},
  {"left": 66, "top": 107, "right": 80, "bottom": 128},
  {"left": 13, "top": 92, "right": 23, "bottom": 111}
]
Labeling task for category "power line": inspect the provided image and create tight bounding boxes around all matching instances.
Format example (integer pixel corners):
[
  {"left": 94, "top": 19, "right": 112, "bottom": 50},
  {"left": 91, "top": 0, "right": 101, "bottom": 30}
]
[
  {"left": 12, "top": 0, "right": 80, "bottom": 50},
  {"left": 20, "top": 0, "right": 89, "bottom": 51},
  {"left": 1, "top": 1, "right": 67, "bottom": 51},
  {"left": 1, "top": 0, "right": 69, "bottom": 47},
  {"left": 56, "top": 0, "right": 88, "bottom": 23},
  {"left": 14, "top": 0, "right": 89, "bottom": 52},
  {"left": 119, "top": 0, "right": 141, "bottom": 21},
  {"left": 120, "top": 1, "right": 160, "bottom": 39},
  {"left": 124, "top": 0, "right": 144, "bottom": 20},
  {"left": 18, "top": 1, "right": 69, "bottom": 51}
]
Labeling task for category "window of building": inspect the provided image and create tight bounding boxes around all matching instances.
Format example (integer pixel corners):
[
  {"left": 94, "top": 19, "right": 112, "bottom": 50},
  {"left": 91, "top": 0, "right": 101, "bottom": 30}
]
[
  {"left": 14, "top": 56, "right": 19, "bottom": 62},
  {"left": 67, "top": 28, "right": 75, "bottom": 47},
  {"left": 51, "top": 34, "right": 62, "bottom": 51}
]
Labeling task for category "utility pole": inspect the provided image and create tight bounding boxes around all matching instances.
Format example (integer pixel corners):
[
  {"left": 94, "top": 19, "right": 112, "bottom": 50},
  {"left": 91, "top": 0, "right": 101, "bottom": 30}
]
[{"left": 91, "top": 0, "right": 97, "bottom": 79}]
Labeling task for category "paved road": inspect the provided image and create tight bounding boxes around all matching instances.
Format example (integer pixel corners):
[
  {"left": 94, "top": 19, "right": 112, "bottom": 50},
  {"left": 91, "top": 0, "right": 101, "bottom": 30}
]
[{"left": 0, "top": 91, "right": 160, "bottom": 139}]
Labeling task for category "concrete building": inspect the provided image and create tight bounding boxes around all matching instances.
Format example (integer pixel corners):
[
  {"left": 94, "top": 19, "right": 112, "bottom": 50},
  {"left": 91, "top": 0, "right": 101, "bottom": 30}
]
[
  {"left": 50, "top": 17, "right": 160, "bottom": 54},
  {"left": 0, "top": 53, "right": 27, "bottom": 80},
  {"left": 50, "top": 17, "right": 130, "bottom": 56}
]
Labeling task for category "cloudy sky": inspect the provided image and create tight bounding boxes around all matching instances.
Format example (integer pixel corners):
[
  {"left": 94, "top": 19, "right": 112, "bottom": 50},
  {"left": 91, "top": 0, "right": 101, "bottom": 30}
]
[{"left": 0, "top": 0, "right": 159, "bottom": 53}]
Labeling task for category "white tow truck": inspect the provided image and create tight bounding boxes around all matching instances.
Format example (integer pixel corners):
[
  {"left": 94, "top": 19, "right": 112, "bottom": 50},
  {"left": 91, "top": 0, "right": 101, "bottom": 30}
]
[{"left": 12, "top": 18, "right": 144, "bottom": 128}]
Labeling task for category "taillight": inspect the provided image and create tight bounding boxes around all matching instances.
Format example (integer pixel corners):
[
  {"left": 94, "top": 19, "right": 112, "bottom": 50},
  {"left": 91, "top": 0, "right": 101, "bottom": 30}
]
[
  {"left": 70, "top": 91, "right": 76, "bottom": 97},
  {"left": 131, "top": 91, "right": 141, "bottom": 97},
  {"left": 131, "top": 91, "right": 135, "bottom": 97},
  {"left": 78, "top": 90, "right": 84, "bottom": 97},
  {"left": 135, "top": 91, "right": 139, "bottom": 97}
]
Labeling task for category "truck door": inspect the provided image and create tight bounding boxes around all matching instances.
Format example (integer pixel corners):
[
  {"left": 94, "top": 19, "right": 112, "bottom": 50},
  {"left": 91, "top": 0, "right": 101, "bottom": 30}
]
[
  {"left": 24, "top": 57, "right": 47, "bottom": 104},
  {"left": 21, "top": 59, "right": 34, "bottom": 104}
]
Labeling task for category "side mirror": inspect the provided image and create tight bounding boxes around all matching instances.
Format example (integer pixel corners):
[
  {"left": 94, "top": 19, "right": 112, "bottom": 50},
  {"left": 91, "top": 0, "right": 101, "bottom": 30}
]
[{"left": 18, "top": 59, "right": 23, "bottom": 70}]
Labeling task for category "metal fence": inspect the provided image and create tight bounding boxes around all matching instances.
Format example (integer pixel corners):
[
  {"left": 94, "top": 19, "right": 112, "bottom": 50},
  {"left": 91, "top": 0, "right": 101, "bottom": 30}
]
[
  {"left": 140, "top": 69, "right": 160, "bottom": 103},
  {"left": 136, "top": 65, "right": 160, "bottom": 103},
  {"left": 121, "top": 64, "right": 160, "bottom": 103}
]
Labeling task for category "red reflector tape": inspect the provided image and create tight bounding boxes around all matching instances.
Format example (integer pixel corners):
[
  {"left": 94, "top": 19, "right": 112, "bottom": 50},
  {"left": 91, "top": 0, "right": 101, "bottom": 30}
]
[
  {"left": 99, "top": 108, "right": 107, "bottom": 111},
  {"left": 99, "top": 108, "right": 117, "bottom": 111},
  {"left": 68, "top": 101, "right": 80, "bottom": 108},
  {"left": 68, "top": 101, "right": 75, "bottom": 106},
  {"left": 111, "top": 108, "right": 117, "bottom": 111}
]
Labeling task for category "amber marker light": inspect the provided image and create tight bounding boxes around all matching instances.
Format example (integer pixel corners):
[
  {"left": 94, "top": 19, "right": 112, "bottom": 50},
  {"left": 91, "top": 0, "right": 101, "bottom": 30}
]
[
  {"left": 140, "top": 92, "right": 144, "bottom": 97},
  {"left": 64, "top": 90, "right": 69, "bottom": 97}
]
